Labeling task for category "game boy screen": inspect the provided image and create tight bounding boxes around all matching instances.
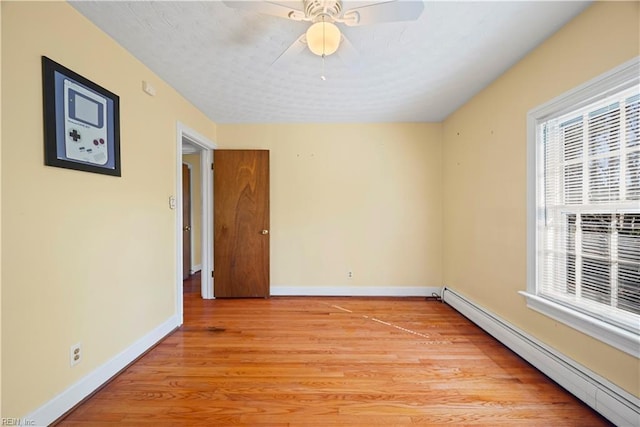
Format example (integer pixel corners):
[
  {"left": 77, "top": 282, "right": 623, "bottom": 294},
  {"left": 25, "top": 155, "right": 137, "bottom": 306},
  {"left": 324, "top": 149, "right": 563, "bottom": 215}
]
[{"left": 71, "top": 91, "right": 102, "bottom": 128}]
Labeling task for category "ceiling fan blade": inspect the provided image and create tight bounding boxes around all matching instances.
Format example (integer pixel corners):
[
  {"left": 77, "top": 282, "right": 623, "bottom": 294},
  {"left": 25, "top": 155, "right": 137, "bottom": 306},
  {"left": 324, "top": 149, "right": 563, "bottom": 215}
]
[
  {"left": 336, "top": 34, "right": 361, "bottom": 68},
  {"left": 341, "top": 0, "right": 424, "bottom": 27},
  {"left": 271, "top": 33, "right": 307, "bottom": 67},
  {"left": 223, "top": 1, "right": 306, "bottom": 21}
]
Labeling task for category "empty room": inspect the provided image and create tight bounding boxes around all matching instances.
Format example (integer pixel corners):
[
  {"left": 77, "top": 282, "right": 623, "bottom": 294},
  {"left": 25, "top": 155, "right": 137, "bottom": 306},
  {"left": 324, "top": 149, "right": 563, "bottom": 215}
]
[{"left": 1, "top": 1, "right": 639, "bottom": 426}]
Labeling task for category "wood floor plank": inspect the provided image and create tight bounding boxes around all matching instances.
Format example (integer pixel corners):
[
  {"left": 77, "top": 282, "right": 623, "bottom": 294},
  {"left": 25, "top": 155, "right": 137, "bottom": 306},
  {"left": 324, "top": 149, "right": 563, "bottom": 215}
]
[{"left": 56, "top": 274, "right": 613, "bottom": 426}]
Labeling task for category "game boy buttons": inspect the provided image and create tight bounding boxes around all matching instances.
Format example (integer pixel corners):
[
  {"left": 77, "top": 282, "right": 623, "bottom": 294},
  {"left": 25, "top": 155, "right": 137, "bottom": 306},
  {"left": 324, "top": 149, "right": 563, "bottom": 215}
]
[
  {"left": 69, "top": 129, "right": 81, "bottom": 142},
  {"left": 99, "top": 138, "right": 105, "bottom": 145},
  {"left": 93, "top": 139, "right": 99, "bottom": 146}
]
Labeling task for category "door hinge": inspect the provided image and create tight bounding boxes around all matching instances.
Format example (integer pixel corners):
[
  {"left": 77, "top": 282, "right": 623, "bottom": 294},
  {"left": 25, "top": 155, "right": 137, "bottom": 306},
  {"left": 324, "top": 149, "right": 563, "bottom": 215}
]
[
  {"left": 211, "top": 163, "right": 214, "bottom": 170},
  {"left": 212, "top": 270, "right": 214, "bottom": 278}
]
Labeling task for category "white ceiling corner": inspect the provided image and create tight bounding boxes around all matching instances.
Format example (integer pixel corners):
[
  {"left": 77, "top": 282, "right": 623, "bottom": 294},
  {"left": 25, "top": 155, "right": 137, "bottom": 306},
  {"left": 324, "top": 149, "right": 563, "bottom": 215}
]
[{"left": 70, "top": 0, "right": 592, "bottom": 124}]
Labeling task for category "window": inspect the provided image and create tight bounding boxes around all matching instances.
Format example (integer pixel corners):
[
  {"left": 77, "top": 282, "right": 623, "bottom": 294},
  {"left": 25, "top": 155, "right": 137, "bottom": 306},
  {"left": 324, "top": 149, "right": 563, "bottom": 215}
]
[{"left": 523, "top": 58, "right": 640, "bottom": 356}]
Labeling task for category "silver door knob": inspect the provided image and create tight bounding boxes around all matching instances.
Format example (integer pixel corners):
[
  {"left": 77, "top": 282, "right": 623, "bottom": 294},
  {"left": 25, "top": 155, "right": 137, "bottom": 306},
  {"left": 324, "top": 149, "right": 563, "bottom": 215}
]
[
  {"left": 261, "top": 229, "right": 269, "bottom": 235},
  {"left": 184, "top": 225, "right": 191, "bottom": 231}
]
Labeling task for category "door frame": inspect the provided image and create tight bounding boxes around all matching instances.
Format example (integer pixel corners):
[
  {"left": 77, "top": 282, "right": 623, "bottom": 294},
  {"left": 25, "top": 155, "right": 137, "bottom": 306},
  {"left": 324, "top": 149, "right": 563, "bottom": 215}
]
[{"left": 176, "top": 122, "right": 216, "bottom": 324}]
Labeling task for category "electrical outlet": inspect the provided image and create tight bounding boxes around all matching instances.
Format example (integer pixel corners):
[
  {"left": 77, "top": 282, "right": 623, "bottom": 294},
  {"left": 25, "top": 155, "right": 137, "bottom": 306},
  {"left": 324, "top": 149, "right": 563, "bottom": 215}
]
[
  {"left": 348, "top": 271, "right": 353, "bottom": 279},
  {"left": 70, "top": 343, "right": 81, "bottom": 367}
]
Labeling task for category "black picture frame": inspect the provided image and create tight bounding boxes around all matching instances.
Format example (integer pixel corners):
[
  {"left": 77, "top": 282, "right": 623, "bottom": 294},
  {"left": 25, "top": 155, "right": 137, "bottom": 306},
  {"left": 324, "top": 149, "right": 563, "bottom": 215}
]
[{"left": 42, "top": 56, "right": 121, "bottom": 176}]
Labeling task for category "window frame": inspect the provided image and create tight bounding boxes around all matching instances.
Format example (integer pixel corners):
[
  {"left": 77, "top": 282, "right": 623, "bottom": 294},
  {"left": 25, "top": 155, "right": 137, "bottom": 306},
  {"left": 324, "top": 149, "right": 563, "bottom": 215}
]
[{"left": 522, "top": 57, "right": 640, "bottom": 357}]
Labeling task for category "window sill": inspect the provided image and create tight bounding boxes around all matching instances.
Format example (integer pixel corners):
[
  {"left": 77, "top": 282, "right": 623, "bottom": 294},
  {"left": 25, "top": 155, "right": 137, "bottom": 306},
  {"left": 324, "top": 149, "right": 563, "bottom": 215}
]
[{"left": 519, "top": 291, "right": 639, "bottom": 357}]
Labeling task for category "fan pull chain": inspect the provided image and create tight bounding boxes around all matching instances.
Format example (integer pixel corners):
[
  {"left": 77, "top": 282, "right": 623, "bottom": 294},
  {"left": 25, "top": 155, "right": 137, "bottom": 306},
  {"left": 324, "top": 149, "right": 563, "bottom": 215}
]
[
  {"left": 321, "top": 54, "right": 327, "bottom": 81},
  {"left": 322, "top": 14, "right": 326, "bottom": 55},
  {"left": 320, "top": 14, "right": 327, "bottom": 80}
]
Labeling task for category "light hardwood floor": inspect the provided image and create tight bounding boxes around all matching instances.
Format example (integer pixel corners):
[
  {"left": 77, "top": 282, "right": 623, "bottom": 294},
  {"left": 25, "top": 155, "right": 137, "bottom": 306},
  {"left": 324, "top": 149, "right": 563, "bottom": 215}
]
[{"left": 57, "top": 273, "right": 612, "bottom": 426}]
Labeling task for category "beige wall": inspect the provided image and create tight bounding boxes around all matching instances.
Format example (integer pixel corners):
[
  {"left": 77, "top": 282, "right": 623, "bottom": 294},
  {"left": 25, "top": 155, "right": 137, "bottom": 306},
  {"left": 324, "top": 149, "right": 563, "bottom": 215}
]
[
  {"left": 218, "top": 123, "right": 443, "bottom": 290},
  {"left": 1, "top": 1, "right": 216, "bottom": 417},
  {"left": 442, "top": 1, "right": 640, "bottom": 396},
  {"left": 182, "top": 154, "right": 202, "bottom": 269}
]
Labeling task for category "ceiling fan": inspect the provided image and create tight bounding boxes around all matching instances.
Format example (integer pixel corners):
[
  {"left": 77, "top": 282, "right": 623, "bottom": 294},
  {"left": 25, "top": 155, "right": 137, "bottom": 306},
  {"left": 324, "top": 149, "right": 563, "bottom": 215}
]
[{"left": 223, "top": 0, "right": 425, "bottom": 66}]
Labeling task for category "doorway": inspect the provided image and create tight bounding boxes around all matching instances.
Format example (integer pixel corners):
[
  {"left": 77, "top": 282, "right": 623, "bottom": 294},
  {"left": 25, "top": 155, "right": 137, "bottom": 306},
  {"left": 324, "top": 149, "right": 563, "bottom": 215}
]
[{"left": 175, "top": 122, "right": 216, "bottom": 325}]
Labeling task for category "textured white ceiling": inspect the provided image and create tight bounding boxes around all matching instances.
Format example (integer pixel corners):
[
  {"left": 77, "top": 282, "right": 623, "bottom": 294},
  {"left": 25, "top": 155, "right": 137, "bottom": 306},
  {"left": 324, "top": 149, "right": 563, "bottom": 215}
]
[{"left": 71, "top": 1, "right": 591, "bottom": 123}]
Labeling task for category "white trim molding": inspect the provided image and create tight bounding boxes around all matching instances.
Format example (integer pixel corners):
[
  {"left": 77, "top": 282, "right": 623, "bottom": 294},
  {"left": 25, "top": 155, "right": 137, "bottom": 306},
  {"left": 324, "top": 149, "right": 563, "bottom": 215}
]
[
  {"left": 270, "top": 285, "right": 441, "bottom": 297},
  {"left": 27, "top": 315, "right": 179, "bottom": 427},
  {"left": 443, "top": 287, "right": 640, "bottom": 427},
  {"left": 520, "top": 291, "right": 640, "bottom": 357},
  {"left": 176, "top": 121, "right": 217, "bottom": 322}
]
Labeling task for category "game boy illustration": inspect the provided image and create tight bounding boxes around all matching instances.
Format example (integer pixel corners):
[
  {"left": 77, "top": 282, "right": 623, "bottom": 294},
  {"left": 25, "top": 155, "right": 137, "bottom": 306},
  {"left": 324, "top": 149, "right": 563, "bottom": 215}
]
[{"left": 63, "top": 79, "right": 109, "bottom": 166}]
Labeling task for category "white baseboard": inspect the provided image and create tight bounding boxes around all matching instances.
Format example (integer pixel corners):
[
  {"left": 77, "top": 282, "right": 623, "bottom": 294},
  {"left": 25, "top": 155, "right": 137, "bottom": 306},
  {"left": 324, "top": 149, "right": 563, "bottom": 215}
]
[
  {"left": 190, "top": 264, "right": 202, "bottom": 274},
  {"left": 270, "top": 285, "right": 441, "bottom": 297},
  {"left": 28, "top": 315, "right": 180, "bottom": 427},
  {"left": 442, "top": 287, "right": 640, "bottom": 427}
]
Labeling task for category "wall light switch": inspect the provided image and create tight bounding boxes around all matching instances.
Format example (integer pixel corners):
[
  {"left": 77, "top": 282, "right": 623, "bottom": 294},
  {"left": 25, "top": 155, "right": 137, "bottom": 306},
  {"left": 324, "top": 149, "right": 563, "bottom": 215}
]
[{"left": 169, "top": 196, "right": 176, "bottom": 210}]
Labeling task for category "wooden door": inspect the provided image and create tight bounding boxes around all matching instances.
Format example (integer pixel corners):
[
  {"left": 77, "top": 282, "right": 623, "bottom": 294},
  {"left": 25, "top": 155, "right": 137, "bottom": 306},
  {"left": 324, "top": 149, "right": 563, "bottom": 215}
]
[
  {"left": 182, "top": 164, "right": 192, "bottom": 280},
  {"left": 214, "top": 150, "right": 270, "bottom": 298}
]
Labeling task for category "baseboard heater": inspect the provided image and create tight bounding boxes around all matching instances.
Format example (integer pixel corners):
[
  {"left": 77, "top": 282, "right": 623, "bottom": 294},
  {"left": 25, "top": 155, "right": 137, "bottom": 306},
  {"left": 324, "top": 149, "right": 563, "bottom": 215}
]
[{"left": 441, "top": 287, "right": 639, "bottom": 427}]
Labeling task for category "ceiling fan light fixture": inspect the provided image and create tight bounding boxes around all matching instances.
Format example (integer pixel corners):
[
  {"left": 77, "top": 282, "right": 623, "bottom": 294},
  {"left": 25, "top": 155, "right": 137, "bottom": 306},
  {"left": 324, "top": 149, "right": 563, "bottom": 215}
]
[{"left": 306, "top": 21, "right": 341, "bottom": 56}]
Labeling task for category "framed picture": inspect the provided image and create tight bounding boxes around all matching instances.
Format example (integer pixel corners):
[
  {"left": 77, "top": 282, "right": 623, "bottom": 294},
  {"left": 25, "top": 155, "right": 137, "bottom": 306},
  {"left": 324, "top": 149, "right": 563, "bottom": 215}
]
[{"left": 42, "top": 56, "right": 121, "bottom": 176}]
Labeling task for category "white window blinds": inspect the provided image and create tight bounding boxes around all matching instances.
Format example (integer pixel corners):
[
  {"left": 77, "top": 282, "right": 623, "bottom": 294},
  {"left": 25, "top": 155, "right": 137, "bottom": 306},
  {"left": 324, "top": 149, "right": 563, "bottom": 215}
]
[{"left": 537, "top": 85, "right": 640, "bottom": 333}]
